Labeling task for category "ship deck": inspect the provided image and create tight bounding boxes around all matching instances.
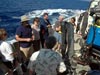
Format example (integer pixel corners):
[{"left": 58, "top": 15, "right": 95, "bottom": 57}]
[{"left": 0, "top": 34, "right": 91, "bottom": 75}]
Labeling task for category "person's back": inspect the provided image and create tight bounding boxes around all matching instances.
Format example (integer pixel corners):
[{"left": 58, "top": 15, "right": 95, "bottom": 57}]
[
  {"left": 28, "top": 36, "right": 66, "bottom": 75},
  {"left": 29, "top": 49, "right": 65, "bottom": 75}
]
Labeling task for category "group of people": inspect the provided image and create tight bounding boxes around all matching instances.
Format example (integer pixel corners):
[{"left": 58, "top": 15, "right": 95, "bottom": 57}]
[
  {"left": 1, "top": 11, "right": 100, "bottom": 75},
  {"left": 0, "top": 13, "right": 69, "bottom": 75},
  {"left": 0, "top": 11, "right": 79, "bottom": 75}
]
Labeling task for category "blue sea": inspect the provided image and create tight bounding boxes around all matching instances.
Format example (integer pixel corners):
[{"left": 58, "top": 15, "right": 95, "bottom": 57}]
[{"left": 0, "top": 0, "right": 91, "bottom": 40}]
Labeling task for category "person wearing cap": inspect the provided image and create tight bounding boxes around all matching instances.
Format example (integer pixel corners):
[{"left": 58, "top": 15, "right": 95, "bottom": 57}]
[
  {"left": 15, "top": 15, "right": 33, "bottom": 64},
  {"left": 40, "top": 13, "right": 51, "bottom": 48}
]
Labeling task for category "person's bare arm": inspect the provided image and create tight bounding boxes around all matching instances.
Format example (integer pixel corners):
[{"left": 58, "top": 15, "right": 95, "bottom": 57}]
[{"left": 47, "top": 24, "right": 52, "bottom": 28}]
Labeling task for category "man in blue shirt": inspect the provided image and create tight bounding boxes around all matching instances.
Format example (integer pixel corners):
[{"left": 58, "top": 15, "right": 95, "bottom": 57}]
[
  {"left": 15, "top": 15, "right": 33, "bottom": 62},
  {"left": 40, "top": 13, "right": 51, "bottom": 48}
]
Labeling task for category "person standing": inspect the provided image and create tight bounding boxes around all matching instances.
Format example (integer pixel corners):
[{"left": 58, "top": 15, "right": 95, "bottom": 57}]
[
  {"left": 53, "top": 24, "right": 62, "bottom": 55},
  {"left": 40, "top": 13, "right": 51, "bottom": 48},
  {"left": 55, "top": 15, "right": 65, "bottom": 57},
  {"left": 55, "top": 15, "right": 64, "bottom": 28},
  {"left": 15, "top": 15, "right": 33, "bottom": 64},
  {"left": 62, "top": 17, "right": 75, "bottom": 60},
  {"left": 67, "top": 17, "right": 76, "bottom": 59},
  {"left": 28, "top": 36, "right": 66, "bottom": 75},
  {"left": 69, "top": 18, "right": 77, "bottom": 72},
  {"left": 31, "top": 17, "right": 40, "bottom": 52},
  {"left": 70, "top": 17, "right": 77, "bottom": 33},
  {"left": 61, "top": 21, "right": 76, "bottom": 74},
  {"left": 0, "top": 29, "right": 14, "bottom": 75}
]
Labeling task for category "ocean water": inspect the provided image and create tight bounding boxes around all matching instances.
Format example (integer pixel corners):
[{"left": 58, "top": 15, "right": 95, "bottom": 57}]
[{"left": 0, "top": 0, "right": 90, "bottom": 39}]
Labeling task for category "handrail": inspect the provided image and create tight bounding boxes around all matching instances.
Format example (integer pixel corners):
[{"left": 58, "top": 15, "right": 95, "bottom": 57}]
[{"left": 5, "top": 63, "right": 22, "bottom": 75}]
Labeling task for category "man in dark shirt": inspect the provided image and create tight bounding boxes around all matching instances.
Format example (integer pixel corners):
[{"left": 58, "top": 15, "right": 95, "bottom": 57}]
[
  {"left": 15, "top": 15, "right": 33, "bottom": 61},
  {"left": 40, "top": 13, "right": 51, "bottom": 48}
]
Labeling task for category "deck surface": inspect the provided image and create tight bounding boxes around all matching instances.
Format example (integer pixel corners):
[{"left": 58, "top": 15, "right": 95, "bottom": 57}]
[{"left": 0, "top": 34, "right": 91, "bottom": 75}]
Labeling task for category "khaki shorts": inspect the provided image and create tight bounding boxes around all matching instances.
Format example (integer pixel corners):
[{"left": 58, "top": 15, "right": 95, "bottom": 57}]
[{"left": 20, "top": 47, "right": 30, "bottom": 58}]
